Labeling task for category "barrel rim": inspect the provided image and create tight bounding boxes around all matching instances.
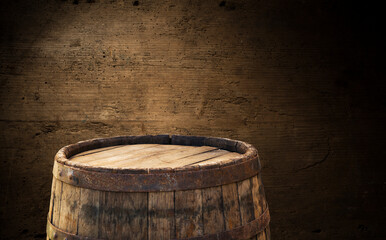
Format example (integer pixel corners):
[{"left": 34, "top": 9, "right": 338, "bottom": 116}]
[{"left": 54, "top": 134, "right": 259, "bottom": 174}]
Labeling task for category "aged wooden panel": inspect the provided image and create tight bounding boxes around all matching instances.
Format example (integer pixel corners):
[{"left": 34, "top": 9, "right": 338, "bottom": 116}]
[
  {"left": 252, "top": 175, "right": 268, "bottom": 240},
  {"left": 134, "top": 146, "right": 217, "bottom": 168},
  {"left": 175, "top": 189, "right": 203, "bottom": 238},
  {"left": 69, "top": 144, "right": 161, "bottom": 165},
  {"left": 193, "top": 152, "right": 243, "bottom": 166},
  {"left": 74, "top": 145, "right": 125, "bottom": 158},
  {"left": 98, "top": 191, "right": 148, "bottom": 239},
  {"left": 202, "top": 186, "right": 225, "bottom": 235},
  {"left": 222, "top": 183, "right": 242, "bottom": 230},
  {"left": 99, "top": 146, "right": 185, "bottom": 168},
  {"left": 70, "top": 144, "right": 158, "bottom": 164},
  {"left": 148, "top": 191, "right": 175, "bottom": 240},
  {"left": 165, "top": 149, "right": 229, "bottom": 168},
  {"left": 77, "top": 188, "right": 100, "bottom": 238},
  {"left": 47, "top": 177, "right": 56, "bottom": 223},
  {"left": 121, "top": 192, "right": 148, "bottom": 240},
  {"left": 98, "top": 191, "right": 118, "bottom": 238},
  {"left": 238, "top": 178, "right": 256, "bottom": 240},
  {"left": 68, "top": 144, "right": 238, "bottom": 169},
  {"left": 51, "top": 178, "right": 63, "bottom": 227},
  {"left": 252, "top": 175, "right": 267, "bottom": 218},
  {"left": 58, "top": 182, "right": 81, "bottom": 234}
]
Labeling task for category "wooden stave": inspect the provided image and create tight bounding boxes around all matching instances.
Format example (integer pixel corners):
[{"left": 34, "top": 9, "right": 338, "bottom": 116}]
[{"left": 47, "top": 175, "right": 270, "bottom": 240}]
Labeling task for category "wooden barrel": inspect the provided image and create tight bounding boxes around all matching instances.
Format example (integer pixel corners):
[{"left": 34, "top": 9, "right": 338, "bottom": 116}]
[{"left": 46, "top": 135, "right": 270, "bottom": 240}]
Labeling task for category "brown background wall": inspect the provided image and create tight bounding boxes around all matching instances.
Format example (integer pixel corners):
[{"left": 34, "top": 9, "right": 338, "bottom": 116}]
[{"left": 0, "top": 0, "right": 385, "bottom": 239}]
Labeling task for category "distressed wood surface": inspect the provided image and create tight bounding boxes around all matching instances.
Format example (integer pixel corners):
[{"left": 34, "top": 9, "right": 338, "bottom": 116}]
[
  {"left": 51, "top": 178, "right": 63, "bottom": 227},
  {"left": 148, "top": 191, "right": 175, "bottom": 240},
  {"left": 58, "top": 182, "right": 80, "bottom": 234},
  {"left": 193, "top": 152, "right": 243, "bottom": 167},
  {"left": 47, "top": 175, "right": 270, "bottom": 240},
  {"left": 77, "top": 188, "right": 100, "bottom": 238},
  {"left": 70, "top": 144, "right": 159, "bottom": 164},
  {"left": 222, "top": 183, "right": 241, "bottom": 231},
  {"left": 69, "top": 144, "right": 239, "bottom": 169},
  {"left": 119, "top": 192, "right": 148, "bottom": 240},
  {"left": 238, "top": 178, "right": 256, "bottom": 240},
  {"left": 175, "top": 190, "right": 203, "bottom": 238},
  {"left": 160, "top": 149, "right": 230, "bottom": 168},
  {"left": 47, "top": 178, "right": 56, "bottom": 223},
  {"left": 252, "top": 175, "right": 268, "bottom": 240},
  {"left": 98, "top": 191, "right": 147, "bottom": 239},
  {"left": 202, "top": 186, "right": 225, "bottom": 235}
]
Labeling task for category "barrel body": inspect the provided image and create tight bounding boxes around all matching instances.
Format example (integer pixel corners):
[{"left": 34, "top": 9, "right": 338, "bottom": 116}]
[{"left": 47, "top": 135, "right": 270, "bottom": 240}]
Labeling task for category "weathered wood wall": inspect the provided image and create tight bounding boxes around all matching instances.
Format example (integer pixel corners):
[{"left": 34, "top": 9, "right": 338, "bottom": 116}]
[{"left": 0, "top": 0, "right": 384, "bottom": 239}]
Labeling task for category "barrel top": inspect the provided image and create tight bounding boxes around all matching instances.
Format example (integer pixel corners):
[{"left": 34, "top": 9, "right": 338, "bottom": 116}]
[
  {"left": 55, "top": 135, "right": 259, "bottom": 173},
  {"left": 53, "top": 135, "right": 260, "bottom": 191},
  {"left": 68, "top": 144, "right": 243, "bottom": 169}
]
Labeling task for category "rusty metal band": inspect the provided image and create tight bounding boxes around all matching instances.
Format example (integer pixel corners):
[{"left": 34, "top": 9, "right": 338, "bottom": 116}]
[
  {"left": 53, "top": 156, "right": 260, "bottom": 192},
  {"left": 46, "top": 207, "right": 270, "bottom": 240}
]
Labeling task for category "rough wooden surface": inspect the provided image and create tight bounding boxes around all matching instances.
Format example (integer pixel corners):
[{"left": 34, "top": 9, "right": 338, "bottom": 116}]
[
  {"left": 47, "top": 171, "right": 269, "bottom": 239},
  {"left": 238, "top": 178, "right": 256, "bottom": 240},
  {"left": 77, "top": 188, "right": 100, "bottom": 238},
  {"left": 175, "top": 189, "right": 203, "bottom": 238},
  {"left": 58, "top": 182, "right": 80, "bottom": 234},
  {"left": 69, "top": 144, "right": 236, "bottom": 169},
  {"left": 222, "top": 183, "right": 241, "bottom": 231},
  {"left": 202, "top": 186, "right": 225, "bottom": 235},
  {"left": 253, "top": 175, "right": 268, "bottom": 240},
  {"left": 0, "top": 0, "right": 385, "bottom": 239},
  {"left": 148, "top": 191, "right": 175, "bottom": 240}
]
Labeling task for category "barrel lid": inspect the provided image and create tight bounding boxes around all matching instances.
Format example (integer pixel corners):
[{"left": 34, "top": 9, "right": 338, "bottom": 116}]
[
  {"left": 56, "top": 135, "right": 258, "bottom": 173},
  {"left": 67, "top": 143, "right": 243, "bottom": 170},
  {"left": 53, "top": 135, "right": 260, "bottom": 192}
]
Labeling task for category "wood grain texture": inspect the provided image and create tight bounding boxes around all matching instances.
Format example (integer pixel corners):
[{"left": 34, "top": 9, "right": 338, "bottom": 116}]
[
  {"left": 252, "top": 175, "right": 267, "bottom": 218},
  {"left": 253, "top": 175, "right": 268, "bottom": 240},
  {"left": 77, "top": 188, "right": 100, "bottom": 238},
  {"left": 222, "top": 183, "right": 241, "bottom": 230},
  {"left": 96, "top": 145, "right": 184, "bottom": 168},
  {"left": 75, "top": 145, "right": 125, "bottom": 158},
  {"left": 119, "top": 192, "right": 148, "bottom": 240},
  {"left": 99, "top": 191, "right": 148, "bottom": 239},
  {"left": 47, "top": 177, "right": 56, "bottom": 223},
  {"left": 58, "top": 182, "right": 80, "bottom": 234},
  {"left": 238, "top": 178, "right": 256, "bottom": 240},
  {"left": 193, "top": 152, "right": 243, "bottom": 166},
  {"left": 201, "top": 186, "right": 225, "bottom": 235},
  {"left": 164, "top": 149, "right": 229, "bottom": 168},
  {"left": 51, "top": 179, "right": 63, "bottom": 227},
  {"left": 69, "top": 144, "right": 160, "bottom": 164},
  {"left": 69, "top": 144, "right": 238, "bottom": 169},
  {"left": 99, "top": 191, "right": 124, "bottom": 239},
  {"left": 175, "top": 190, "right": 203, "bottom": 238},
  {"left": 148, "top": 191, "right": 175, "bottom": 240},
  {"left": 133, "top": 146, "right": 217, "bottom": 168}
]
